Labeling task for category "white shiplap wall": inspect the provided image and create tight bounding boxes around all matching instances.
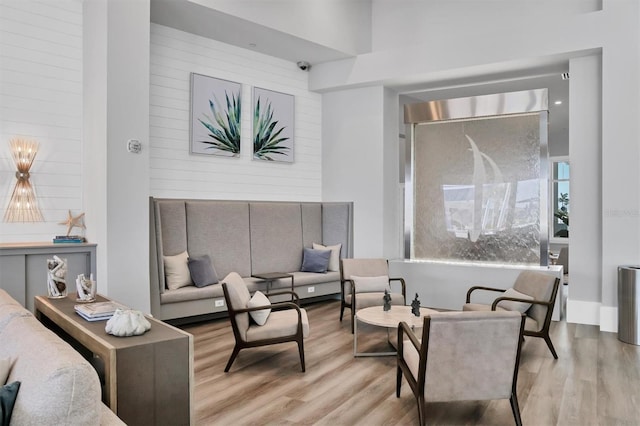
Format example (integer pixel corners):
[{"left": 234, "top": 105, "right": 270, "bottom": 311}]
[
  {"left": 0, "top": 0, "right": 83, "bottom": 242},
  {"left": 149, "top": 24, "right": 322, "bottom": 201}
]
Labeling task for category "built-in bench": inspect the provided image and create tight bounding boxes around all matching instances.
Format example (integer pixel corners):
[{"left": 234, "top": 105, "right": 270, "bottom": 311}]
[{"left": 149, "top": 197, "right": 353, "bottom": 321}]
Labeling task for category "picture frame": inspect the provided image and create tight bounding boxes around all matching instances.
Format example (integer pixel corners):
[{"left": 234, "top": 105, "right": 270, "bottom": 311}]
[
  {"left": 252, "top": 87, "right": 294, "bottom": 163},
  {"left": 190, "top": 73, "right": 241, "bottom": 157}
]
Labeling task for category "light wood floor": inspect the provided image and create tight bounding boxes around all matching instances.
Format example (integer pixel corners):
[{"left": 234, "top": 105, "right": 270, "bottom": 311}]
[{"left": 181, "top": 299, "right": 640, "bottom": 425}]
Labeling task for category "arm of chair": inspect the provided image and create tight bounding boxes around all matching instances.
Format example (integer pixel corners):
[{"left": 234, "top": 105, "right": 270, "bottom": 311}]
[
  {"left": 465, "top": 285, "right": 506, "bottom": 303},
  {"left": 233, "top": 301, "right": 304, "bottom": 322},
  {"left": 490, "top": 297, "right": 553, "bottom": 311},
  {"left": 397, "top": 320, "right": 421, "bottom": 356},
  {"left": 389, "top": 277, "right": 406, "bottom": 299},
  {"left": 341, "top": 279, "right": 354, "bottom": 298},
  {"left": 341, "top": 278, "right": 355, "bottom": 310}
]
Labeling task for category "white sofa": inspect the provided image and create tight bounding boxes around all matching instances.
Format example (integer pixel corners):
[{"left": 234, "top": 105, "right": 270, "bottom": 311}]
[
  {"left": 150, "top": 198, "right": 354, "bottom": 321},
  {"left": 0, "top": 289, "right": 123, "bottom": 425}
]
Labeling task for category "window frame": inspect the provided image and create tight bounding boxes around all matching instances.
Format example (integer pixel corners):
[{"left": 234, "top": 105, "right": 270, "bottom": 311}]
[{"left": 549, "top": 156, "right": 570, "bottom": 244}]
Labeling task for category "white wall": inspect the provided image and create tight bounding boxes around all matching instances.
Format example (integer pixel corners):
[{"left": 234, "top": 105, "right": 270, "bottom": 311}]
[
  {"left": 322, "top": 86, "right": 385, "bottom": 257},
  {"left": 566, "top": 55, "right": 602, "bottom": 326},
  {"left": 0, "top": 0, "right": 83, "bottom": 242},
  {"left": 83, "top": 0, "right": 152, "bottom": 311},
  {"left": 149, "top": 24, "right": 322, "bottom": 201},
  {"left": 371, "top": 0, "right": 600, "bottom": 53}
]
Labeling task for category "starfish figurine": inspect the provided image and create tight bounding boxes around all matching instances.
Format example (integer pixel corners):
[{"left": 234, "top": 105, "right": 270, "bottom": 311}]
[{"left": 59, "top": 210, "right": 86, "bottom": 236}]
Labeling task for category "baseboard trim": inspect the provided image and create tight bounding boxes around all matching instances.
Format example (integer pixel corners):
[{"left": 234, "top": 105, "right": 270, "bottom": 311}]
[
  {"left": 600, "top": 306, "right": 618, "bottom": 333},
  {"left": 566, "top": 300, "right": 619, "bottom": 333},
  {"left": 566, "top": 299, "right": 600, "bottom": 325}
]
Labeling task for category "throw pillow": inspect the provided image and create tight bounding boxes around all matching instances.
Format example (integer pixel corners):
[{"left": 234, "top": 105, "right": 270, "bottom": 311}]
[
  {"left": 300, "top": 248, "right": 331, "bottom": 273},
  {"left": 188, "top": 255, "right": 219, "bottom": 288},
  {"left": 497, "top": 288, "right": 534, "bottom": 313},
  {"left": 351, "top": 275, "right": 390, "bottom": 293},
  {"left": 247, "top": 291, "right": 271, "bottom": 326},
  {"left": 312, "top": 243, "right": 342, "bottom": 271},
  {"left": 163, "top": 251, "right": 193, "bottom": 290},
  {"left": 0, "top": 359, "right": 10, "bottom": 385},
  {"left": 0, "top": 381, "right": 20, "bottom": 426}
]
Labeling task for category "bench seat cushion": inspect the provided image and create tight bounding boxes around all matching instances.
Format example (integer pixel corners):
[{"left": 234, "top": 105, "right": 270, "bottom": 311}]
[
  {"left": 160, "top": 284, "right": 224, "bottom": 304},
  {"left": 292, "top": 271, "right": 340, "bottom": 286}
]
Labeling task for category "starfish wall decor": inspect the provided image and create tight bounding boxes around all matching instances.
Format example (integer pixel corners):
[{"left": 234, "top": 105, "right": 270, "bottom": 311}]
[{"left": 59, "top": 210, "right": 86, "bottom": 236}]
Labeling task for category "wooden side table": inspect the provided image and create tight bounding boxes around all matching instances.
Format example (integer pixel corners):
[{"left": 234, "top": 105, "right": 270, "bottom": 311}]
[
  {"left": 34, "top": 294, "right": 193, "bottom": 426},
  {"left": 251, "top": 272, "right": 294, "bottom": 293}
]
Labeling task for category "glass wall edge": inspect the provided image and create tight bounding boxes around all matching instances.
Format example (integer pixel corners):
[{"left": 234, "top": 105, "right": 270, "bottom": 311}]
[{"left": 404, "top": 89, "right": 549, "bottom": 124}]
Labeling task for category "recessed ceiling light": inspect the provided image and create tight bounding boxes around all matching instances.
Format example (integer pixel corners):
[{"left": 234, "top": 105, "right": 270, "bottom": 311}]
[
  {"left": 249, "top": 43, "right": 256, "bottom": 48},
  {"left": 554, "top": 100, "right": 563, "bottom": 105}
]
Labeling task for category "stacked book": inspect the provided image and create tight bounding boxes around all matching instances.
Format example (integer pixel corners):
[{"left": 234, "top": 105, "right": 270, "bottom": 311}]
[
  {"left": 53, "top": 235, "right": 85, "bottom": 244},
  {"left": 74, "top": 301, "right": 127, "bottom": 321}
]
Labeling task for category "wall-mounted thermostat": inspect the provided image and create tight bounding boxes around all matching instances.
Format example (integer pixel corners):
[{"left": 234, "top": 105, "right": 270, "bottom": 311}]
[{"left": 127, "top": 139, "right": 142, "bottom": 154}]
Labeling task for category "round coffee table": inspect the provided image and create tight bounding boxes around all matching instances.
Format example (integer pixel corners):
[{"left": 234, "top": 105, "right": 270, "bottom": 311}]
[{"left": 354, "top": 305, "right": 438, "bottom": 357}]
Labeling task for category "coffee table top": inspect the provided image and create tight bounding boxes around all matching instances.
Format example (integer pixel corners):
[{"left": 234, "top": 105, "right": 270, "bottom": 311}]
[{"left": 356, "top": 305, "right": 438, "bottom": 329}]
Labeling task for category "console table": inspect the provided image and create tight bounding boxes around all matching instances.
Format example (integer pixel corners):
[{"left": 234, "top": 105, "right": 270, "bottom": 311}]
[
  {"left": 34, "top": 294, "right": 193, "bottom": 426},
  {"left": 0, "top": 242, "right": 96, "bottom": 312}
]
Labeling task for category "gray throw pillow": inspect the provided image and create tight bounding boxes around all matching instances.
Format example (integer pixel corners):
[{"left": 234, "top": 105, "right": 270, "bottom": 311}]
[
  {"left": 188, "top": 255, "right": 219, "bottom": 287},
  {"left": 300, "top": 248, "right": 331, "bottom": 273},
  {"left": 0, "top": 381, "right": 20, "bottom": 426}
]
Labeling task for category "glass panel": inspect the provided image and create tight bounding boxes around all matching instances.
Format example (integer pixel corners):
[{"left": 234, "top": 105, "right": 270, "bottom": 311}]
[
  {"left": 553, "top": 161, "right": 570, "bottom": 180},
  {"left": 413, "top": 113, "right": 542, "bottom": 265}
]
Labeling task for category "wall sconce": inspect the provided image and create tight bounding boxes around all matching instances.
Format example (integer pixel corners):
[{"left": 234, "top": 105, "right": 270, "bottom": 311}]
[{"left": 3, "top": 137, "right": 44, "bottom": 222}]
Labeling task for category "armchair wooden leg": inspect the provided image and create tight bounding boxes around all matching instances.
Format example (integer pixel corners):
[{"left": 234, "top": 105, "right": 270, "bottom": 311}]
[
  {"left": 351, "top": 311, "right": 355, "bottom": 334},
  {"left": 224, "top": 345, "right": 241, "bottom": 372},
  {"left": 396, "top": 366, "right": 403, "bottom": 397},
  {"left": 297, "top": 339, "right": 306, "bottom": 372},
  {"left": 340, "top": 304, "right": 344, "bottom": 321},
  {"left": 544, "top": 334, "right": 559, "bottom": 359},
  {"left": 510, "top": 393, "right": 523, "bottom": 426},
  {"left": 417, "top": 397, "right": 426, "bottom": 426}
]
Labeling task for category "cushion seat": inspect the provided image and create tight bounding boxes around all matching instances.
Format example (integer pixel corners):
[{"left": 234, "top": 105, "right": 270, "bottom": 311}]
[
  {"left": 246, "top": 308, "right": 310, "bottom": 342},
  {"left": 160, "top": 284, "right": 223, "bottom": 304},
  {"left": 291, "top": 271, "right": 340, "bottom": 286},
  {"left": 463, "top": 303, "right": 539, "bottom": 332},
  {"left": 347, "top": 292, "right": 405, "bottom": 309}
]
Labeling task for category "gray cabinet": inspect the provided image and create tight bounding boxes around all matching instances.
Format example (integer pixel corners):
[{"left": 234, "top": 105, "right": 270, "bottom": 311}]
[{"left": 0, "top": 243, "right": 96, "bottom": 312}]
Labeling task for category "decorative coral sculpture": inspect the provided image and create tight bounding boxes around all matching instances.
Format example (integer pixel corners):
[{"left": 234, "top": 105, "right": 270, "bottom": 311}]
[{"left": 105, "top": 309, "right": 151, "bottom": 337}]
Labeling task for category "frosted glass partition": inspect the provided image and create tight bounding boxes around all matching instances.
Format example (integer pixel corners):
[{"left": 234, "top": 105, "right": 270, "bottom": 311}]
[{"left": 404, "top": 90, "right": 549, "bottom": 266}]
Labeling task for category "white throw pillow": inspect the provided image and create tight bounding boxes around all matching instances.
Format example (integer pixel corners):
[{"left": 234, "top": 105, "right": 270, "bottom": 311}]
[
  {"left": 0, "top": 358, "right": 11, "bottom": 385},
  {"left": 497, "top": 288, "right": 534, "bottom": 313},
  {"left": 247, "top": 291, "right": 271, "bottom": 326},
  {"left": 163, "top": 251, "right": 193, "bottom": 290},
  {"left": 313, "top": 243, "right": 342, "bottom": 271},
  {"left": 351, "top": 275, "right": 390, "bottom": 293}
]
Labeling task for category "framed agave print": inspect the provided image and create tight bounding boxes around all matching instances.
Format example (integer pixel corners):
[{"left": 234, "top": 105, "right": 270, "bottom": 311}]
[
  {"left": 253, "top": 87, "right": 294, "bottom": 162},
  {"left": 190, "top": 73, "right": 241, "bottom": 157}
]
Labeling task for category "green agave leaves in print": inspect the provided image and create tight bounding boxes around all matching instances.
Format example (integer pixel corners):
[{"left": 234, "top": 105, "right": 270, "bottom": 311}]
[
  {"left": 253, "top": 97, "right": 290, "bottom": 161},
  {"left": 198, "top": 91, "right": 241, "bottom": 155}
]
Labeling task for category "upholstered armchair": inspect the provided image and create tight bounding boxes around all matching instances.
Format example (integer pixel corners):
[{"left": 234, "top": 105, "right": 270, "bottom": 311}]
[
  {"left": 221, "top": 272, "right": 310, "bottom": 372},
  {"left": 397, "top": 310, "right": 526, "bottom": 426},
  {"left": 463, "top": 270, "right": 560, "bottom": 359},
  {"left": 340, "top": 258, "right": 406, "bottom": 333}
]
